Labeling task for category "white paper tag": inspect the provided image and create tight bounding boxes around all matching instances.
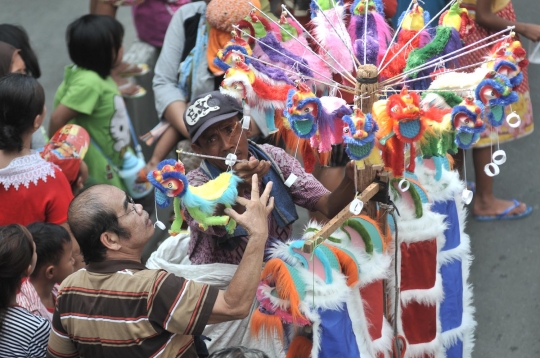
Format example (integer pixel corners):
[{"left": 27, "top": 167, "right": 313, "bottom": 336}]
[
  {"left": 349, "top": 198, "right": 363, "bottom": 215},
  {"left": 484, "top": 162, "right": 500, "bottom": 177},
  {"left": 461, "top": 189, "right": 473, "bottom": 205},
  {"left": 492, "top": 149, "right": 507, "bottom": 166},
  {"left": 506, "top": 112, "right": 521, "bottom": 128},
  {"left": 225, "top": 153, "right": 238, "bottom": 166},
  {"left": 284, "top": 173, "right": 298, "bottom": 187},
  {"left": 154, "top": 220, "right": 166, "bottom": 230},
  {"left": 242, "top": 115, "right": 251, "bottom": 129}
]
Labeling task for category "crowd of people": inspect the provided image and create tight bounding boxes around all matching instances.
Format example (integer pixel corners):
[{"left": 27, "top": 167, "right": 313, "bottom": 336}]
[{"left": 0, "top": 0, "right": 538, "bottom": 357}]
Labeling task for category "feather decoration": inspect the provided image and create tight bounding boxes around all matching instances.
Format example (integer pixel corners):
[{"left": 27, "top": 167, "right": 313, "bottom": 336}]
[{"left": 310, "top": 4, "right": 354, "bottom": 73}]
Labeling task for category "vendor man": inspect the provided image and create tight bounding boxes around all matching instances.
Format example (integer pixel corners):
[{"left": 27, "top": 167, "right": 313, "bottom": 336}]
[{"left": 184, "top": 91, "right": 356, "bottom": 264}]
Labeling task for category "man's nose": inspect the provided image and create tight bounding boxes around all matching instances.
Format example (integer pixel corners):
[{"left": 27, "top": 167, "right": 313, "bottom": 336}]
[{"left": 217, "top": 131, "right": 236, "bottom": 153}]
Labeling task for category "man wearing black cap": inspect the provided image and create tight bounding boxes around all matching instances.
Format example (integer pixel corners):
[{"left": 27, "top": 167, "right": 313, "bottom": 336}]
[{"left": 184, "top": 90, "right": 357, "bottom": 265}]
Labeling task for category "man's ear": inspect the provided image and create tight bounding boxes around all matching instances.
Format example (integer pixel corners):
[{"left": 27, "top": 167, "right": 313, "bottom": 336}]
[
  {"left": 45, "top": 265, "right": 55, "bottom": 280},
  {"left": 100, "top": 232, "right": 122, "bottom": 251}
]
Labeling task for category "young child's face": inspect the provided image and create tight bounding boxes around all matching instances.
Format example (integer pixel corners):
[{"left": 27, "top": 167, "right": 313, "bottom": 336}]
[{"left": 54, "top": 240, "right": 75, "bottom": 283}]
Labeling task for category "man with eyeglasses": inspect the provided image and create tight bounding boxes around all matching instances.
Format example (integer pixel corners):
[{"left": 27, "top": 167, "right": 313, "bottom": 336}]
[
  {"left": 184, "top": 90, "right": 357, "bottom": 265},
  {"left": 46, "top": 178, "right": 274, "bottom": 358}
]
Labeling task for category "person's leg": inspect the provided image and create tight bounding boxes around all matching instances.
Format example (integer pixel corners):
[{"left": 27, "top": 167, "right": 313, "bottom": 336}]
[{"left": 472, "top": 146, "right": 527, "bottom": 217}]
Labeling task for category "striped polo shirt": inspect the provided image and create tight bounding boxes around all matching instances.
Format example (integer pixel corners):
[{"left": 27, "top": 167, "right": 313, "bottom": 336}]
[{"left": 47, "top": 260, "right": 219, "bottom": 358}]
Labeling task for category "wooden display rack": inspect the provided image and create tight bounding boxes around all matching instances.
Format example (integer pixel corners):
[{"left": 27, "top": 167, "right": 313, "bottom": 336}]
[{"left": 302, "top": 64, "right": 392, "bottom": 253}]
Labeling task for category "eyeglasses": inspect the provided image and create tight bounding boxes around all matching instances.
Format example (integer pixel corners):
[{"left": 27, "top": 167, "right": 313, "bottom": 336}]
[{"left": 117, "top": 196, "right": 140, "bottom": 219}]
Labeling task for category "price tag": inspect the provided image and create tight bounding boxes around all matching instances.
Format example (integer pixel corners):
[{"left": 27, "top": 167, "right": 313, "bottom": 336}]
[
  {"left": 349, "top": 198, "right": 363, "bottom": 215},
  {"left": 492, "top": 150, "right": 506, "bottom": 165},
  {"left": 284, "top": 173, "right": 298, "bottom": 187},
  {"left": 225, "top": 153, "right": 238, "bottom": 166},
  {"left": 154, "top": 220, "right": 166, "bottom": 230},
  {"left": 461, "top": 189, "right": 473, "bottom": 205},
  {"left": 242, "top": 115, "right": 251, "bottom": 129}
]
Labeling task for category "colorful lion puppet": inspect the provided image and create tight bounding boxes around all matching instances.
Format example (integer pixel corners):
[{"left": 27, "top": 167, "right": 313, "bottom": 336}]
[
  {"left": 451, "top": 97, "right": 486, "bottom": 149},
  {"left": 284, "top": 81, "right": 352, "bottom": 153},
  {"left": 486, "top": 37, "right": 529, "bottom": 89},
  {"left": 148, "top": 159, "right": 242, "bottom": 235},
  {"left": 341, "top": 108, "right": 384, "bottom": 168},
  {"left": 474, "top": 71, "right": 518, "bottom": 127},
  {"left": 373, "top": 88, "right": 426, "bottom": 176}
]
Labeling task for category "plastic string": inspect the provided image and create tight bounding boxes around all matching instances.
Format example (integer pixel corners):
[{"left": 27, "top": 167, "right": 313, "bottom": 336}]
[
  {"left": 236, "top": 51, "right": 357, "bottom": 93},
  {"left": 253, "top": 3, "right": 358, "bottom": 83},
  {"left": 378, "top": 0, "right": 414, "bottom": 68},
  {"left": 381, "top": 33, "right": 513, "bottom": 88},
  {"left": 232, "top": 27, "right": 346, "bottom": 87},
  {"left": 379, "top": 0, "right": 458, "bottom": 72},
  {"left": 363, "top": 0, "right": 369, "bottom": 65},
  {"left": 280, "top": 3, "right": 359, "bottom": 83},
  {"left": 311, "top": 0, "right": 360, "bottom": 70},
  {"left": 381, "top": 27, "right": 514, "bottom": 86}
]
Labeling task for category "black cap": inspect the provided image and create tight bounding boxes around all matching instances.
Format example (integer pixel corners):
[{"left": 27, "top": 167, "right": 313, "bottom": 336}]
[{"left": 183, "top": 91, "right": 243, "bottom": 142}]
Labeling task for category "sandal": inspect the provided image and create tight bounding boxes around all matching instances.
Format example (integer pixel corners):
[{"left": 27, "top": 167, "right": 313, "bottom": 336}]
[
  {"left": 474, "top": 199, "right": 533, "bottom": 221},
  {"left": 119, "top": 63, "right": 149, "bottom": 77}
]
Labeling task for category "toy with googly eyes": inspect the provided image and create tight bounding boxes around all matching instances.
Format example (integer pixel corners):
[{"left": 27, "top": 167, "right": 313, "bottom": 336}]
[
  {"left": 148, "top": 159, "right": 242, "bottom": 235},
  {"left": 284, "top": 81, "right": 352, "bottom": 153},
  {"left": 475, "top": 71, "right": 518, "bottom": 127},
  {"left": 342, "top": 108, "right": 381, "bottom": 164},
  {"left": 450, "top": 97, "right": 486, "bottom": 149},
  {"left": 373, "top": 88, "right": 426, "bottom": 176}
]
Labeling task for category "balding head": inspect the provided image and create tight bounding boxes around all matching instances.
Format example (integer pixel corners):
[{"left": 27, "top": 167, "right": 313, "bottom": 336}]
[{"left": 68, "top": 184, "right": 130, "bottom": 264}]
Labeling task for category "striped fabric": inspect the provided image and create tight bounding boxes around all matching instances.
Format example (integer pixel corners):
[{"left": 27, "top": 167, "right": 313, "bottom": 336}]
[
  {"left": 46, "top": 260, "right": 218, "bottom": 358},
  {"left": 0, "top": 306, "right": 51, "bottom": 358},
  {"left": 17, "top": 279, "right": 59, "bottom": 322}
]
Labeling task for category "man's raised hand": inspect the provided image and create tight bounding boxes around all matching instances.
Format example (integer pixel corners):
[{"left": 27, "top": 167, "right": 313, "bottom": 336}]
[{"left": 224, "top": 174, "right": 274, "bottom": 238}]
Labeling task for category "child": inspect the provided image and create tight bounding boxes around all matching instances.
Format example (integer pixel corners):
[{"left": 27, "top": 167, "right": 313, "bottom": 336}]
[
  {"left": 17, "top": 223, "right": 74, "bottom": 322},
  {"left": 0, "top": 224, "right": 50, "bottom": 358},
  {"left": 0, "top": 74, "right": 73, "bottom": 226},
  {"left": 458, "top": 0, "right": 539, "bottom": 221},
  {"left": 49, "top": 15, "right": 150, "bottom": 196}
]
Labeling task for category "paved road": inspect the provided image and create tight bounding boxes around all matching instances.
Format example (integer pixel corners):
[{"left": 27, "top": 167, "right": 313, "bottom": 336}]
[{"left": 1, "top": 1, "right": 539, "bottom": 357}]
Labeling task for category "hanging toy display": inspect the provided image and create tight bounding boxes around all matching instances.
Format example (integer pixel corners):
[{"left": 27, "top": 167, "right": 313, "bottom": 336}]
[
  {"left": 148, "top": 159, "right": 242, "bottom": 235},
  {"left": 161, "top": 0, "right": 534, "bottom": 356}
]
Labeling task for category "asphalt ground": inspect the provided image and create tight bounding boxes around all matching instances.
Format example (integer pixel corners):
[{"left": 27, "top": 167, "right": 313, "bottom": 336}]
[{"left": 1, "top": 1, "right": 539, "bottom": 356}]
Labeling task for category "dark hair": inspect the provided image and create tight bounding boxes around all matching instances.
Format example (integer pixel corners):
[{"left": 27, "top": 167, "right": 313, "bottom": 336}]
[
  {"left": 0, "top": 73, "right": 45, "bottom": 152},
  {"left": 208, "top": 347, "right": 269, "bottom": 358},
  {"left": 0, "top": 224, "right": 34, "bottom": 332},
  {"left": 66, "top": 15, "right": 124, "bottom": 79},
  {"left": 68, "top": 185, "right": 130, "bottom": 263},
  {"left": 0, "top": 24, "right": 41, "bottom": 78},
  {"left": 27, "top": 223, "right": 71, "bottom": 277}
]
